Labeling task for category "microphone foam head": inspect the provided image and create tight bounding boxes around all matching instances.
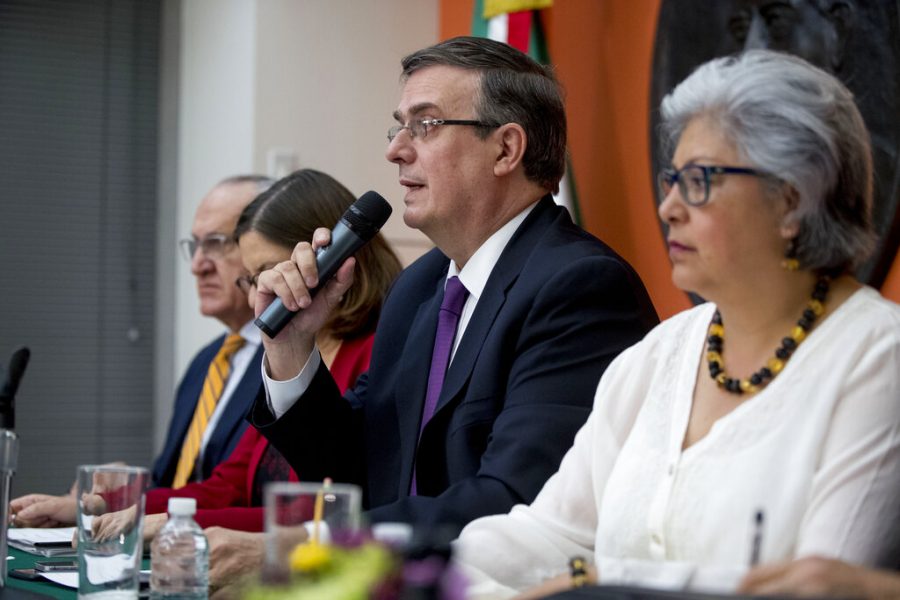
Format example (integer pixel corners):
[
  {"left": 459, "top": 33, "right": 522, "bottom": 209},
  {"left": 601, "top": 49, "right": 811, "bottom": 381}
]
[{"left": 351, "top": 191, "right": 392, "bottom": 229}]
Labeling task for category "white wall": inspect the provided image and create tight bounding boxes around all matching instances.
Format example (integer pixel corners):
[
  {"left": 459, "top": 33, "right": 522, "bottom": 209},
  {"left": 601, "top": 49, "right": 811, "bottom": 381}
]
[
  {"left": 252, "top": 0, "right": 434, "bottom": 259},
  {"left": 155, "top": 0, "right": 437, "bottom": 451}
]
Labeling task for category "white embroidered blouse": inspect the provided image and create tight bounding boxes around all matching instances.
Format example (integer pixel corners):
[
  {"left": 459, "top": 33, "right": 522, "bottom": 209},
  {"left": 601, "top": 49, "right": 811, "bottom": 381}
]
[{"left": 456, "top": 287, "right": 900, "bottom": 597}]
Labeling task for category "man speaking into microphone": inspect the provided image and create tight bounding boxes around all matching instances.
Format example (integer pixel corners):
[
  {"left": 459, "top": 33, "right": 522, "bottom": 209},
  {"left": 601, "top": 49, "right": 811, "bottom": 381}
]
[{"left": 250, "top": 36, "right": 658, "bottom": 533}]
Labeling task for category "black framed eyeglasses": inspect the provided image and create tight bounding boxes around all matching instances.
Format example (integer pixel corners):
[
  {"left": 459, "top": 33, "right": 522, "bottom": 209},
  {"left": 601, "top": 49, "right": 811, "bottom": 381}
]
[
  {"left": 178, "top": 233, "right": 235, "bottom": 260},
  {"left": 387, "top": 118, "right": 497, "bottom": 142},
  {"left": 235, "top": 273, "right": 260, "bottom": 294},
  {"left": 657, "top": 164, "right": 771, "bottom": 207}
]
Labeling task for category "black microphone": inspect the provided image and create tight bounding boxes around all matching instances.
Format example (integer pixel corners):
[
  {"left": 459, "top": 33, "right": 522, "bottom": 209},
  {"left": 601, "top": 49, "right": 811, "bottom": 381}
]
[
  {"left": 0, "top": 347, "right": 31, "bottom": 430},
  {"left": 255, "top": 191, "right": 392, "bottom": 339}
]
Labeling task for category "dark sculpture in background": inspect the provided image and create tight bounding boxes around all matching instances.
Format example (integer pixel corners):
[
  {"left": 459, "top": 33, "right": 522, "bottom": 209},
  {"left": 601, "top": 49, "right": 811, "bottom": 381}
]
[{"left": 651, "top": 0, "right": 900, "bottom": 287}]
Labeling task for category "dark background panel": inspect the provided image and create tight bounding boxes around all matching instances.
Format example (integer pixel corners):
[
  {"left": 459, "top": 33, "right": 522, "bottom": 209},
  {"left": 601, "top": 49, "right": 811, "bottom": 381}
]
[{"left": 0, "top": 0, "right": 160, "bottom": 493}]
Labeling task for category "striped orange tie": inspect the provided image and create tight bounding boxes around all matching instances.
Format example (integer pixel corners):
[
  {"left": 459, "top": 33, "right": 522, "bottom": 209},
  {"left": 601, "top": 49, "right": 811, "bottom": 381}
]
[{"left": 171, "top": 333, "right": 245, "bottom": 488}]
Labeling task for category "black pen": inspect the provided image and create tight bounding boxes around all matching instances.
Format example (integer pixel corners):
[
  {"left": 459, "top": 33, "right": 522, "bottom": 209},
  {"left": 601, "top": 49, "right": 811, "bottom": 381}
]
[
  {"left": 750, "top": 510, "right": 764, "bottom": 566},
  {"left": 33, "top": 541, "right": 75, "bottom": 549}
]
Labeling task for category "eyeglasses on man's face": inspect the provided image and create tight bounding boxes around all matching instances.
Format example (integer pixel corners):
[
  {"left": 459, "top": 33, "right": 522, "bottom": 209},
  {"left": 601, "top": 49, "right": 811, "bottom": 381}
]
[
  {"left": 178, "top": 233, "right": 235, "bottom": 261},
  {"left": 657, "top": 164, "right": 771, "bottom": 207},
  {"left": 387, "top": 118, "right": 497, "bottom": 142},
  {"left": 235, "top": 273, "right": 260, "bottom": 294}
]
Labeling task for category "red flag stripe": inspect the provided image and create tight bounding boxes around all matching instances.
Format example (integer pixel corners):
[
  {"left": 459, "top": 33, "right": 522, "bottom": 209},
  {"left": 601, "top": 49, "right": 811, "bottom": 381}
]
[{"left": 506, "top": 11, "right": 532, "bottom": 53}]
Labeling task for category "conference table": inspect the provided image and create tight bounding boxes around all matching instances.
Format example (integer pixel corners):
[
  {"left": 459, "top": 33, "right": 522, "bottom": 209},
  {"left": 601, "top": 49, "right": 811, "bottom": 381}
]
[{"left": 1, "top": 548, "right": 802, "bottom": 600}]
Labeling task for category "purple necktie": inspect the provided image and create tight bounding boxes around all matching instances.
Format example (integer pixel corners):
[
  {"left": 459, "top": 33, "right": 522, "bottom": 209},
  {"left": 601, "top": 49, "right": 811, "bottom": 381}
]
[{"left": 411, "top": 276, "right": 469, "bottom": 495}]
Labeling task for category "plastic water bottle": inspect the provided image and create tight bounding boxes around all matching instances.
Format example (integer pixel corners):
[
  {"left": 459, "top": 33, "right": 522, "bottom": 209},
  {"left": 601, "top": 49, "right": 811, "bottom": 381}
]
[{"left": 150, "top": 498, "right": 209, "bottom": 600}]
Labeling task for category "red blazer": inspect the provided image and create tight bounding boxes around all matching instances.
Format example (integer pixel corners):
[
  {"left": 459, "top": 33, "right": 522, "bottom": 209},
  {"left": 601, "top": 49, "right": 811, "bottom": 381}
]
[{"left": 144, "top": 334, "right": 374, "bottom": 531}]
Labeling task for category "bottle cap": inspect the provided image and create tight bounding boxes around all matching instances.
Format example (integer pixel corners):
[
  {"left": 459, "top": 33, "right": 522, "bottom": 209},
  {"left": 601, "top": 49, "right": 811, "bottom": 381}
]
[{"left": 167, "top": 497, "right": 197, "bottom": 516}]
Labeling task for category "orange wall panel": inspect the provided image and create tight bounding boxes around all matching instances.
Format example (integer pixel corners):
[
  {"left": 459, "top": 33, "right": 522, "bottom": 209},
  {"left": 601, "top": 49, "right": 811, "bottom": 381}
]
[
  {"left": 440, "top": 0, "right": 473, "bottom": 38},
  {"left": 543, "top": 0, "right": 689, "bottom": 318}
]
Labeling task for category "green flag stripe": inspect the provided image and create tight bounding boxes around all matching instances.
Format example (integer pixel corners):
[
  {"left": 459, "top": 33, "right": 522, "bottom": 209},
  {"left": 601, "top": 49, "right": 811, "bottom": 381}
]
[{"left": 472, "top": 0, "right": 489, "bottom": 37}]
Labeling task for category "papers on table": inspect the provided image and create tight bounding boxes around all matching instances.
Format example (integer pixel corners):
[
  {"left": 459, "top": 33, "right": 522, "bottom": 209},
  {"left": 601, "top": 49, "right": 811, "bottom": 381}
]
[
  {"left": 40, "top": 571, "right": 78, "bottom": 588},
  {"left": 7, "top": 527, "right": 77, "bottom": 556}
]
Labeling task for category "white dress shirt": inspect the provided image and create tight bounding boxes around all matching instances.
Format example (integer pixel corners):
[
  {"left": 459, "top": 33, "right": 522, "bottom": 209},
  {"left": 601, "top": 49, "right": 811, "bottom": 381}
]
[
  {"left": 263, "top": 202, "right": 538, "bottom": 419},
  {"left": 456, "top": 287, "right": 900, "bottom": 597}
]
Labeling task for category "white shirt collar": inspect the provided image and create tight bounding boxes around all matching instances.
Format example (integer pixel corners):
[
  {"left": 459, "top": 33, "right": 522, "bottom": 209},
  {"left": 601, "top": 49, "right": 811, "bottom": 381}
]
[{"left": 237, "top": 319, "right": 262, "bottom": 346}]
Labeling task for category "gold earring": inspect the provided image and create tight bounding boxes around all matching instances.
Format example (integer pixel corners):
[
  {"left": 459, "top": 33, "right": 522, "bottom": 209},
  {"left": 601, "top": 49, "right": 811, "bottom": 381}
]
[
  {"left": 782, "top": 239, "right": 799, "bottom": 271},
  {"left": 781, "top": 257, "right": 800, "bottom": 271}
]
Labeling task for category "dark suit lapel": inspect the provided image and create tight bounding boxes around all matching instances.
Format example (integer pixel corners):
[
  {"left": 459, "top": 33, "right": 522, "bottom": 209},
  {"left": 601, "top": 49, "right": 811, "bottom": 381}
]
[
  {"left": 169, "top": 383, "right": 199, "bottom": 451},
  {"left": 158, "top": 387, "right": 197, "bottom": 483},
  {"left": 431, "top": 196, "right": 559, "bottom": 417},
  {"left": 154, "top": 333, "right": 224, "bottom": 485},
  {"left": 174, "top": 340, "right": 220, "bottom": 444},
  {"left": 396, "top": 275, "right": 445, "bottom": 493}
]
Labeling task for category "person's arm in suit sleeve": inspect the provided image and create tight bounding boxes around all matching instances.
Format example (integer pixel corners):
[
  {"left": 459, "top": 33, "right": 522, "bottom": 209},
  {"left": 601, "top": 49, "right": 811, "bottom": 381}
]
[
  {"left": 249, "top": 364, "right": 366, "bottom": 487},
  {"left": 248, "top": 332, "right": 375, "bottom": 489},
  {"left": 247, "top": 243, "right": 365, "bottom": 485}
]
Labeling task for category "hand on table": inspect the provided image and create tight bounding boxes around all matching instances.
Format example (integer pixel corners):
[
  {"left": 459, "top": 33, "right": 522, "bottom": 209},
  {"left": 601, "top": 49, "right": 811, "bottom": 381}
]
[
  {"left": 206, "top": 527, "right": 267, "bottom": 591},
  {"left": 739, "top": 556, "right": 900, "bottom": 598},
  {"left": 9, "top": 493, "right": 77, "bottom": 528},
  {"left": 89, "top": 509, "right": 166, "bottom": 546},
  {"left": 511, "top": 564, "right": 598, "bottom": 600},
  {"left": 79, "top": 492, "right": 109, "bottom": 517},
  {"left": 142, "top": 512, "right": 167, "bottom": 543},
  {"left": 88, "top": 505, "right": 134, "bottom": 541},
  {"left": 10, "top": 461, "right": 133, "bottom": 529}
]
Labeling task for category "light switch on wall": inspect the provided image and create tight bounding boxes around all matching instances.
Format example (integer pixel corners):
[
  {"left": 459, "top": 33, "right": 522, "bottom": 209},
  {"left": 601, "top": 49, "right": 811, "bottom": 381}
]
[{"left": 266, "top": 147, "right": 297, "bottom": 179}]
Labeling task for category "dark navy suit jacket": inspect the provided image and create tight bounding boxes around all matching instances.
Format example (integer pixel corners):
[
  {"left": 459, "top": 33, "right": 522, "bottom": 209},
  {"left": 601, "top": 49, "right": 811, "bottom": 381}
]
[
  {"left": 251, "top": 197, "right": 658, "bottom": 533},
  {"left": 152, "top": 334, "right": 264, "bottom": 487}
]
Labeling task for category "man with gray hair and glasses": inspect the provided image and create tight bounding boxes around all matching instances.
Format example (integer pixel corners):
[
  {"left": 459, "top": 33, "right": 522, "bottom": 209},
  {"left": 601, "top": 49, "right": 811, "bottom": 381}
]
[{"left": 155, "top": 174, "right": 274, "bottom": 488}]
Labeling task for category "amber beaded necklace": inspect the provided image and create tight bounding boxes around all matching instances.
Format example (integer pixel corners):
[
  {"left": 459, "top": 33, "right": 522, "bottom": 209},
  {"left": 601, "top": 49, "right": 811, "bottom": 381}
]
[{"left": 707, "top": 276, "right": 830, "bottom": 395}]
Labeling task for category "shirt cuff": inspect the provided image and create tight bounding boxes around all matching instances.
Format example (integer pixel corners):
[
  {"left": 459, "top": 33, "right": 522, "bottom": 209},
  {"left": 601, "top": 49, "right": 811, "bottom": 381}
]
[{"left": 262, "top": 347, "right": 321, "bottom": 419}]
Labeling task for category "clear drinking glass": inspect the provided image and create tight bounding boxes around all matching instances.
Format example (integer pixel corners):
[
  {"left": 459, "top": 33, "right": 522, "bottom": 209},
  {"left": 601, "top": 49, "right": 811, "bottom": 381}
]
[
  {"left": 76, "top": 465, "right": 148, "bottom": 600},
  {"left": 263, "top": 481, "right": 362, "bottom": 577}
]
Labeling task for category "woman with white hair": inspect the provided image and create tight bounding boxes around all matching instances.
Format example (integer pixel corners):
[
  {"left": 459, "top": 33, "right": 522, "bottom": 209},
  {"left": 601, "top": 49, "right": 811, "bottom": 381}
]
[{"left": 454, "top": 49, "right": 900, "bottom": 598}]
